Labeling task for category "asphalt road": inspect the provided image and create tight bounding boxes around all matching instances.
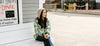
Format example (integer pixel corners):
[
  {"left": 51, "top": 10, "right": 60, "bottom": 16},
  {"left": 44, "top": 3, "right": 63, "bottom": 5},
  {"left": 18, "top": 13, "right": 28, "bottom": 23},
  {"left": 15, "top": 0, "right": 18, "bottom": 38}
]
[{"left": 48, "top": 12, "right": 100, "bottom": 46}]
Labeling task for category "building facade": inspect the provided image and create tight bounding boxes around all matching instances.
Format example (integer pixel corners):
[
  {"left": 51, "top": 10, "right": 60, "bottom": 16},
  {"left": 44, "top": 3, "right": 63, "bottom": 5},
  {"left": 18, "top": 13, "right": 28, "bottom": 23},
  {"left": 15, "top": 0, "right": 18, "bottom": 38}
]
[
  {"left": 0, "top": 0, "right": 44, "bottom": 46},
  {"left": 45, "top": 0, "right": 100, "bottom": 9},
  {"left": 0, "top": 0, "right": 45, "bottom": 27},
  {"left": 96, "top": 0, "right": 100, "bottom": 9}
]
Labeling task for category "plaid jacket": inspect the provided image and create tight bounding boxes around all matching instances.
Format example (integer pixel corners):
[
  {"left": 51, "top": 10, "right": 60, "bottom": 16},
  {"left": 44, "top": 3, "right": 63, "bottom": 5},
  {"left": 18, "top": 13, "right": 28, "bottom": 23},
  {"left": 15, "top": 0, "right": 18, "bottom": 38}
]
[{"left": 34, "top": 18, "right": 51, "bottom": 39}]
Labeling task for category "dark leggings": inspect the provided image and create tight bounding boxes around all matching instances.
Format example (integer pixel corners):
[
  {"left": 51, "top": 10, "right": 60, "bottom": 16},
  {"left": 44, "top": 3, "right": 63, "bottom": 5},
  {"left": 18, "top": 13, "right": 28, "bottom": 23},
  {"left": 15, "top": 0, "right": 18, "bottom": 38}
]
[{"left": 36, "top": 36, "right": 53, "bottom": 46}]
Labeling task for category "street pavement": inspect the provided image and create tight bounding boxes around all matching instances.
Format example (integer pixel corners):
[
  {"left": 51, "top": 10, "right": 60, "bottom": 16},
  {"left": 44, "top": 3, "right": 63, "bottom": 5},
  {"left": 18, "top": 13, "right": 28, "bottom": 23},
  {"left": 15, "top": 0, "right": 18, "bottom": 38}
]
[
  {"left": 47, "top": 12, "right": 100, "bottom": 46},
  {"left": 55, "top": 9, "right": 100, "bottom": 15}
]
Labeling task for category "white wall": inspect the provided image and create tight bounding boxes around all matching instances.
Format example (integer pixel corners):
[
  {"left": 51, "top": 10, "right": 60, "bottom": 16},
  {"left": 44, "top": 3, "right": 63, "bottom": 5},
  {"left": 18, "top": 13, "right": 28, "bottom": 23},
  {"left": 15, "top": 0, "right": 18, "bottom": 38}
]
[
  {"left": 96, "top": 0, "right": 100, "bottom": 2},
  {"left": 17, "top": 0, "right": 45, "bottom": 23},
  {"left": 22, "top": 0, "right": 39, "bottom": 23}
]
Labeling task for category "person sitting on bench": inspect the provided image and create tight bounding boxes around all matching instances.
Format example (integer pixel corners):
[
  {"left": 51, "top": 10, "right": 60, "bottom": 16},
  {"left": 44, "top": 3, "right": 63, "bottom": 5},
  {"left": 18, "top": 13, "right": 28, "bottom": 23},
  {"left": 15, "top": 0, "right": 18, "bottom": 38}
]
[{"left": 34, "top": 8, "right": 53, "bottom": 46}]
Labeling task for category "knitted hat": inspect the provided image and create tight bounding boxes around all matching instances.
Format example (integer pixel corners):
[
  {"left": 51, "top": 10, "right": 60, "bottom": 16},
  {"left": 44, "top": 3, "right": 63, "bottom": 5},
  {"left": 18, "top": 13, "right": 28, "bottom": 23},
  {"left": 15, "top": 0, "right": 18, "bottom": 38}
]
[
  {"left": 37, "top": 8, "right": 43, "bottom": 19},
  {"left": 37, "top": 8, "right": 47, "bottom": 19}
]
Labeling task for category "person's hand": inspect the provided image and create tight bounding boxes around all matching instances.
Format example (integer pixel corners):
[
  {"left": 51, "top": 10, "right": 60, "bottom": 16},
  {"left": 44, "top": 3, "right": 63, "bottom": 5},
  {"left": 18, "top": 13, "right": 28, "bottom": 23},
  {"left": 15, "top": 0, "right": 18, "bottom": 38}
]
[
  {"left": 45, "top": 34, "right": 49, "bottom": 39},
  {"left": 43, "top": 34, "right": 49, "bottom": 39}
]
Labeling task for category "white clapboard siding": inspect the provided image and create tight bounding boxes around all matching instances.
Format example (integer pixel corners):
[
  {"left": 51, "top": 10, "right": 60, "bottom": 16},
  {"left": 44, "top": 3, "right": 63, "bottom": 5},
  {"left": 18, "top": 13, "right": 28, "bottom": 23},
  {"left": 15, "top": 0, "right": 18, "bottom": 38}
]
[
  {"left": 22, "top": 0, "right": 39, "bottom": 23},
  {"left": 23, "top": 14, "right": 37, "bottom": 19},
  {"left": 0, "top": 23, "right": 44, "bottom": 46},
  {"left": 23, "top": 18, "right": 34, "bottom": 23}
]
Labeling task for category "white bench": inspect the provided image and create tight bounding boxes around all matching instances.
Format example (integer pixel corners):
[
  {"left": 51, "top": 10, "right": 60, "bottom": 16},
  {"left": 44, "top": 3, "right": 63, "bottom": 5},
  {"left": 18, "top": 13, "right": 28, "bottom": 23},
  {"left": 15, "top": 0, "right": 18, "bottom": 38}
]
[{"left": 0, "top": 23, "right": 44, "bottom": 46}]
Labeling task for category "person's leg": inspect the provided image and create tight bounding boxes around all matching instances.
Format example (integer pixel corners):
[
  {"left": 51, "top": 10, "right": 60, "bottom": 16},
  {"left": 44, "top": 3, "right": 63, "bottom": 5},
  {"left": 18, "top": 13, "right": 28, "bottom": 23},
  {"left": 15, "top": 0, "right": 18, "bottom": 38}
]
[
  {"left": 48, "top": 37, "right": 53, "bottom": 46},
  {"left": 44, "top": 39, "right": 51, "bottom": 46},
  {"left": 36, "top": 36, "right": 45, "bottom": 41},
  {"left": 36, "top": 36, "right": 50, "bottom": 46},
  {"left": 44, "top": 37, "right": 53, "bottom": 46},
  {"left": 36, "top": 36, "right": 53, "bottom": 46}
]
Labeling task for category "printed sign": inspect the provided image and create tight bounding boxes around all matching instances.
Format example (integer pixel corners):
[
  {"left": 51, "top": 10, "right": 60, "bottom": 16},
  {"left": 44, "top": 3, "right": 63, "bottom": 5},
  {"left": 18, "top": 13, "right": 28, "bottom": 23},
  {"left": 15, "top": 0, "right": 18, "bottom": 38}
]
[{"left": 0, "top": 0, "right": 19, "bottom": 27}]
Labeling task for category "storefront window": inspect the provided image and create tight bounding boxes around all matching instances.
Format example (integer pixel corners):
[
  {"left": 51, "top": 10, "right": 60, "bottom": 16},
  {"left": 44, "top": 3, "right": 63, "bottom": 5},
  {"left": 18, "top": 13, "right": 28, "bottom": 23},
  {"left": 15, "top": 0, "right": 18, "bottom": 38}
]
[{"left": 0, "top": 0, "right": 19, "bottom": 27}]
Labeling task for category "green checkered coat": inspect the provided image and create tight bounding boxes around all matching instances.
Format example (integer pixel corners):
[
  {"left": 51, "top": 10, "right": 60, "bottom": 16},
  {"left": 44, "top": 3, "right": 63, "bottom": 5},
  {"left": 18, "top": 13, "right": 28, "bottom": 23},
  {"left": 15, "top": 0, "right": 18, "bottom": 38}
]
[{"left": 34, "top": 18, "right": 51, "bottom": 39}]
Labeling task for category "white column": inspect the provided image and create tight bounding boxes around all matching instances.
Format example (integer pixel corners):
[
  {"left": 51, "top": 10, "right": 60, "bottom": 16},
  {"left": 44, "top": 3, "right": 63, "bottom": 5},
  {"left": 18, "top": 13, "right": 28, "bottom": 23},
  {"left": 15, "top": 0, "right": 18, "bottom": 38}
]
[
  {"left": 39, "top": 0, "right": 45, "bottom": 9},
  {"left": 86, "top": 3, "right": 88, "bottom": 12},
  {"left": 74, "top": 3, "right": 76, "bottom": 11},
  {"left": 61, "top": 0, "right": 64, "bottom": 9},
  {"left": 18, "top": 0, "right": 23, "bottom": 24}
]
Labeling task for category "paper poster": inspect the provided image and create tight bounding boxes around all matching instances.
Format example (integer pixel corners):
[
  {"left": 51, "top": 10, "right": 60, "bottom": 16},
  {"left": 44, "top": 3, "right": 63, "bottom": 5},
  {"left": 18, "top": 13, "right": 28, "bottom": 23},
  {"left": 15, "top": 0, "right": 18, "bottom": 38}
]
[{"left": 0, "top": 0, "right": 19, "bottom": 27}]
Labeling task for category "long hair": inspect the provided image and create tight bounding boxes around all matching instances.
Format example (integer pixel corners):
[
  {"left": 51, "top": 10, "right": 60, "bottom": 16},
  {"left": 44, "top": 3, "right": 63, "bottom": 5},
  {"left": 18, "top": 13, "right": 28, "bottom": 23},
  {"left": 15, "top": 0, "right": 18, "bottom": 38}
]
[{"left": 37, "top": 9, "right": 48, "bottom": 29}]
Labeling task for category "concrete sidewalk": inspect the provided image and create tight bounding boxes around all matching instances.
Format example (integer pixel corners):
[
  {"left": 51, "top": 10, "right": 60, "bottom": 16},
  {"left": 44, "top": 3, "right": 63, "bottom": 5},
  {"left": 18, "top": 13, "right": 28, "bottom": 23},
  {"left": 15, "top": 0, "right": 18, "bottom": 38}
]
[
  {"left": 52, "top": 9, "right": 100, "bottom": 15},
  {"left": 48, "top": 12, "right": 100, "bottom": 46}
]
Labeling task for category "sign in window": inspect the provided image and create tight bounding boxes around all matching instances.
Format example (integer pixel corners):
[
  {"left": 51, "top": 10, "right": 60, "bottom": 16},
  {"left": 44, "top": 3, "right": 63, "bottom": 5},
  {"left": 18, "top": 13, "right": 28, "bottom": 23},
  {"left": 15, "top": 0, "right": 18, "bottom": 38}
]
[{"left": 0, "top": 0, "right": 19, "bottom": 27}]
